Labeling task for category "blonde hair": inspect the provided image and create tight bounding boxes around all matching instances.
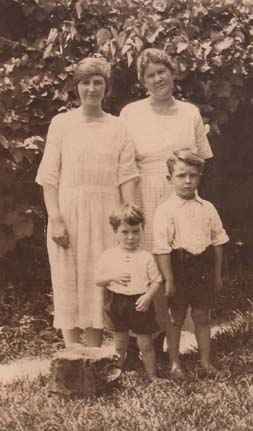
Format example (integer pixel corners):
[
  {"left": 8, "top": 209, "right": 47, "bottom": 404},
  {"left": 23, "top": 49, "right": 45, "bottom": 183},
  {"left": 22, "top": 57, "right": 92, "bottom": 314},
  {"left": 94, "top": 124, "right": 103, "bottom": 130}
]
[
  {"left": 167, "top": 149, "right": 205, "bottom": 175},
  {"left": 73, "top": 57, "right": 111, "bottom": 96}
]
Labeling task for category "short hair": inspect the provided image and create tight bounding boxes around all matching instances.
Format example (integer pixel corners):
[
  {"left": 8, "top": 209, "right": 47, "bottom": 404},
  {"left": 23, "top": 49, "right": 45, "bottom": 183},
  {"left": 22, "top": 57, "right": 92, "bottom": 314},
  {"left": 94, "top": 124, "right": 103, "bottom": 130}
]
[
  {"left": 137, "top": 48, "right": 174, "bottom": 82},
  {"left": 166, "top": 149, "right": 205, "bottom": 175},
  {"left": 109, "top": 204, "right": 145, "bottom": 232},
  {"left": 73, "top": 57, "right": 111, "bottom": 96}
]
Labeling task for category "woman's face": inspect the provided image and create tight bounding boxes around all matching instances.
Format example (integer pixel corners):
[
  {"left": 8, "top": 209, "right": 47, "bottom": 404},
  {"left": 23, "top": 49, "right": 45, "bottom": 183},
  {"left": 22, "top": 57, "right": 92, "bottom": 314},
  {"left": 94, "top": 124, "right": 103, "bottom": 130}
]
[
  {"left": 143, "top": 62, "right": 174, "bottom": 100},
  {"left": 77, "top": 74, "right": 106, "bottom": 107}
]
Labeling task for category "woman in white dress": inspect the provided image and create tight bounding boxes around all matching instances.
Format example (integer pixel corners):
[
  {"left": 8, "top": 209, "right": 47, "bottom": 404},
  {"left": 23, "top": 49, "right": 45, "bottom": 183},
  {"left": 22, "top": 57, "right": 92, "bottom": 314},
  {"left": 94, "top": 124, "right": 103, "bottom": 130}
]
[
  {"left": 36, "top": 58, "right": 139, "bottom": 347},
  {"left": 120, "top": 48, "right": 213, "bottom": 353}
]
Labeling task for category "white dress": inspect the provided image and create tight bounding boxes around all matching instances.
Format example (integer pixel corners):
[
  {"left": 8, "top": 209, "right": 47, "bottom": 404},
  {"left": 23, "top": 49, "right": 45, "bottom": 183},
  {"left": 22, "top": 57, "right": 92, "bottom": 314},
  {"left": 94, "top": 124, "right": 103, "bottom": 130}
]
[
  {"left": 36, "top": 108, "right": 139, "bottom": 329},
  {"left": 120, "top": 97, "right": 213, "bottom": 330}
]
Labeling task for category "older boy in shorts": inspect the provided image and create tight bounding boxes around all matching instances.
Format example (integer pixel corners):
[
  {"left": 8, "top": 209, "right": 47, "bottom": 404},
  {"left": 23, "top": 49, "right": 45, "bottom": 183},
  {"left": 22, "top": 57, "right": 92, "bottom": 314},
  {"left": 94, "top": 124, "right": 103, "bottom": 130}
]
[
  {"left": 153, "top": 149, "right": 229, "bottom": 377},
  {"left": 96, "top": 204, "right": 162, "bottom": 381}
]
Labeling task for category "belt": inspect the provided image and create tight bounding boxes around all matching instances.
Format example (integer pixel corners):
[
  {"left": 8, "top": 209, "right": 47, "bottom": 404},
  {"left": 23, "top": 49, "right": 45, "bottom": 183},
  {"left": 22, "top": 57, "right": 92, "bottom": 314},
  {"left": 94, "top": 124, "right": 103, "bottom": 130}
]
[{"left": 172, "top": 247, "right": 212, "bottom": 262}]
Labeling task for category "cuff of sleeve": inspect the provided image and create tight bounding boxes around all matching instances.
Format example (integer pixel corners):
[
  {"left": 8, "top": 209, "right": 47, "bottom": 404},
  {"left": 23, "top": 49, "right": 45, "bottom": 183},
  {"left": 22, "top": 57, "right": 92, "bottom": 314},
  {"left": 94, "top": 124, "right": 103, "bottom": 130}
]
[
  {"left": 152, "top": 247, "right": 172, "bottom": 254},
  {"left": 118, "top": 173, "right": 140, "bottom": 186},
  {"left": 35, "top": 175, "right": 58, "bottom": 189},
  {"left": 213, "top": 234, "right": 229, "bottom": 247}
]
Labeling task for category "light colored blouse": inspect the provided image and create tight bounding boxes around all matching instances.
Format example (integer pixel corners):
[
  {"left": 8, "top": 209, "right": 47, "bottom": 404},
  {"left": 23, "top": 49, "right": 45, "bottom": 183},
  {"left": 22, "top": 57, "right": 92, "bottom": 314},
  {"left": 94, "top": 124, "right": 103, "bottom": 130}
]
[
  {"left": 153, "top": 193, "right": 229, "bottom": 256},
  {"left": 120, "top": 97, "right": 213, "bottom": 165},
  {"left": 96, "top": 245, "right": 162, "bottom": 295}
]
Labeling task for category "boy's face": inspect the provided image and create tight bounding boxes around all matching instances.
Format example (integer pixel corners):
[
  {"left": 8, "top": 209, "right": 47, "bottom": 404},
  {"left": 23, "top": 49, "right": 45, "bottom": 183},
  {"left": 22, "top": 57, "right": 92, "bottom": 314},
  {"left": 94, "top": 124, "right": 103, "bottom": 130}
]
[
  {"left": 171, "top": 160, "right": 201, "bottom": 199},
  {"left": 116, "top": 222, "right": 142, "bottom": 251}
]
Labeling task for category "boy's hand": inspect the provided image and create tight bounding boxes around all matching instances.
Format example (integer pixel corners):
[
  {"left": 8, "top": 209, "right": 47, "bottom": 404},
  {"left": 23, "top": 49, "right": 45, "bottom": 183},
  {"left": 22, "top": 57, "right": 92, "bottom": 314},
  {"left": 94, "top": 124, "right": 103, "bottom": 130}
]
[
  {"left": 135, "top": 293, "right": 151, "bottom": 312},
  {"left": 215, "top": 274, "right": 223, "bottom": 291},
  {"left": 164, "top": 279, "right": 176, "bottom": 297},
  {"left": 112, "top": 272, "right": 131, "bottom": 286}
]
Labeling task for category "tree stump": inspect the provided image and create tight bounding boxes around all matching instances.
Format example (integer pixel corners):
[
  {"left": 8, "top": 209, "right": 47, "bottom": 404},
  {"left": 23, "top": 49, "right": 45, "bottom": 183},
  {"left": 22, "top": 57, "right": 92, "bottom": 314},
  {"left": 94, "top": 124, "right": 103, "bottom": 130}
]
[{"left": 48, "top": 344, "right": 121, "bottom": 398}]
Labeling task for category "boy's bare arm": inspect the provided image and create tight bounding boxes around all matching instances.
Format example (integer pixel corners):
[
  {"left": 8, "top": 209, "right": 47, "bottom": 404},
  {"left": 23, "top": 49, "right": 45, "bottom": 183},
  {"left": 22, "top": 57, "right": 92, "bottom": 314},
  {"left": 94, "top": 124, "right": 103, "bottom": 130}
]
[
  {"left": 95, "top": 270, "right": 131, "bottom": 287},
  {"left": 135, "top": 281, "right": 161, "bottom": 312},
  {"left": 154, "top": 254, "right": 176, "bottom": 297},
  {"left": 214, "top": 245, "right": 223, "bottom": 290}
]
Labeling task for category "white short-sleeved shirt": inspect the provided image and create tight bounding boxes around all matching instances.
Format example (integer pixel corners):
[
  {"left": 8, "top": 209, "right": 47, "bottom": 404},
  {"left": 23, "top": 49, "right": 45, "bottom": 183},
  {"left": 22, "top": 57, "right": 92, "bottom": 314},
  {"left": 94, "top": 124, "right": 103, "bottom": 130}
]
[
  {"left": 96, "top": 245, "right": 162, "bottom": 295},
  {"left": 153, "top": 193, "right": 229, "bottom": 256}
]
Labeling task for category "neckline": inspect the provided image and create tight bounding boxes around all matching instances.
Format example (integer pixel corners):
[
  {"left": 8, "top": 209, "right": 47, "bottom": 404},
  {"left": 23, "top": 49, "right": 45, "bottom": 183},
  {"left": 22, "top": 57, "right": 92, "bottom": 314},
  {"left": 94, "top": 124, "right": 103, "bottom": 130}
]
[
  {"left": 147, "top": 96, "right": 177, "bottom": 116},
  {"left": 76, "top": 107, "right": 111, "bottom": 125}
]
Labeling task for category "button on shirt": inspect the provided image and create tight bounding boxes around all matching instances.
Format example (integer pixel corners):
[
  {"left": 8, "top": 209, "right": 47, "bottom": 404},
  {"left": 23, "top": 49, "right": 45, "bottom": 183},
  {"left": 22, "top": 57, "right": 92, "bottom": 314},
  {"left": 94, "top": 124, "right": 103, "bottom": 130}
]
[
  {"left": 96, "top": 246, "right": 162, "bottom": 295},
  {"left": 153, "top": 193, "right": 229, "bottom": 255}
]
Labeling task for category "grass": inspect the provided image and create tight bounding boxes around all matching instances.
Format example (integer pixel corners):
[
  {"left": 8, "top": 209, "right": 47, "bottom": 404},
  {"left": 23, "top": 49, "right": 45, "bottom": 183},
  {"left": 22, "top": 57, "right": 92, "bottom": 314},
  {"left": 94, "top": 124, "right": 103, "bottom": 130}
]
[
  {"left": 0, "top": 309, "right": 252, "bottom": 431},
  {"left": 0, "top": 270, "right": 252, "bottom": 430}
]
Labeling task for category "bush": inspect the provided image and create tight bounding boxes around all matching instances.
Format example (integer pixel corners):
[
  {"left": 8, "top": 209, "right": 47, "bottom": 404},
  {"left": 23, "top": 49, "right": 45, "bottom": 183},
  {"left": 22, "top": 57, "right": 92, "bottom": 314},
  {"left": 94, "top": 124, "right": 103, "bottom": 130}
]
[{"left": 0, "top": 0, "right": 253, "bottom": 286}]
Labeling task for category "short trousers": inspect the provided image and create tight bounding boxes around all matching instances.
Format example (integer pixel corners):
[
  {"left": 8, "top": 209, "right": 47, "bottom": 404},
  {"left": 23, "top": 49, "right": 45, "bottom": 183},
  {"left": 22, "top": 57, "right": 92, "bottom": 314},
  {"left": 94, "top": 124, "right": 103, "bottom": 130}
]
[
  {"left": 168, "top": 247, "right": 215, "bottom": 310},
  {"left": 104, "top": 290, "right": 159, "bottom": 334}
]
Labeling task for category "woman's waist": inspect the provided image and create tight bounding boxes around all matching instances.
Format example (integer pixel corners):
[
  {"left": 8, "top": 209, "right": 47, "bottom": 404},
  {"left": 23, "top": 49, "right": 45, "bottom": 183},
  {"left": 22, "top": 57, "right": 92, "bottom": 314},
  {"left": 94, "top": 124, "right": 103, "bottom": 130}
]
[
  {"left": 137, "top": 160, "right": 169, "bottom": 176},
  {"left": 58, "top": 182, "right": 116, "bottom": 192}
]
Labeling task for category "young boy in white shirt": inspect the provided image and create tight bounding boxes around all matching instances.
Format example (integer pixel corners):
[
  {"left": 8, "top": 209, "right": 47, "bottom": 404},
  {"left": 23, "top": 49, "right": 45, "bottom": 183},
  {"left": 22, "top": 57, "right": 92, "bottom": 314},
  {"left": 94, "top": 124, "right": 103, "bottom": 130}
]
[
  {"left": 96, "top": 204, "right": 162, "bottom": 381},
  {"left": 153, "top": 149, "right": 229, "bottom": 377}
]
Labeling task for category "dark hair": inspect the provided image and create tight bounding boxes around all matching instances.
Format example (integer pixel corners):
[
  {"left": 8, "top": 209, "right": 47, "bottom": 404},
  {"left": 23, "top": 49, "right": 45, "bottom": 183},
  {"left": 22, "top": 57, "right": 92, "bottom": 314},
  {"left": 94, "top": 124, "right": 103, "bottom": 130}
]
[
  {"left": 137, "top": 48, "right": 174, "bottom": 83},
  {"left": 109, "top": 204, "right": 145, "bottom": 233},
  {"left": 166, "top": 149, "right": 205, "bottom": 175},
  {"left": 73, "top": 57, "right": 111, "bottom": 97}
]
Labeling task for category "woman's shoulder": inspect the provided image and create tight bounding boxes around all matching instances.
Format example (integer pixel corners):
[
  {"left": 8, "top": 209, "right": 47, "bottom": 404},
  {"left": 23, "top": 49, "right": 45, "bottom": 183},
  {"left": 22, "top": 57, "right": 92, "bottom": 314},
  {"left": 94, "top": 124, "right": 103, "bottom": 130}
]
[
  {"left": 175, "top": 99, "right": 200, "bottom": 116},
  {"left": 120, "top": 98, "right": 148, "bottom": 117},
  {"left": 50, "top": 108, "right": 80, "bottom": 125}
]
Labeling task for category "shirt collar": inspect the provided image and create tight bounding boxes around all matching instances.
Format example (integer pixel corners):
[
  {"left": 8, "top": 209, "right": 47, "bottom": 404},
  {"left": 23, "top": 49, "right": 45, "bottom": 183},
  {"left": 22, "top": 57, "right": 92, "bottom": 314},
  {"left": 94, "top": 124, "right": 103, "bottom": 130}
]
[{"left": 170, "top": 192, "right": 204, "bottom": 207}]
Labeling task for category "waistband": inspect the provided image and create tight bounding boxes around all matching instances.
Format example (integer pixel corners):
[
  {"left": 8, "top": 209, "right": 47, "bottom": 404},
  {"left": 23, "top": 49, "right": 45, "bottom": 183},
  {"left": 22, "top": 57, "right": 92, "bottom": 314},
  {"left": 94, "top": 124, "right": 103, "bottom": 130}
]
[{"left": 172, "top": 247, "right": 213, "bottom": 262}]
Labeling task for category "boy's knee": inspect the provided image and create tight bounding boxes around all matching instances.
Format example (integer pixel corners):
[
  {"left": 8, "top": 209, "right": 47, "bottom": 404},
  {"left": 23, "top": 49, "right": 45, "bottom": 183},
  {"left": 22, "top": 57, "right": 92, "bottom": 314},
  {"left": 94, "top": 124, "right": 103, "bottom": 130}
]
[
  {"left": 191, "top": 308, "right": 209, "bottom": 326},
  {"left": 168, "top": 307, "right": 186, "bottom": 327},
  {"left": 137, "top": 335, "right": 153, "bottom": 353}
]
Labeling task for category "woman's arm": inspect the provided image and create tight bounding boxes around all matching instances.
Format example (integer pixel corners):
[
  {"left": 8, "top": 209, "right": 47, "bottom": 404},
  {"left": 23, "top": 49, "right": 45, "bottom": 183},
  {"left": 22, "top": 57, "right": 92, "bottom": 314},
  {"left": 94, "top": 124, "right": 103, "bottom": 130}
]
[
  {"left": 119, "top": 178, "right": 138, "bottom": 203},
  {"left": 43, "top": 184, "right": 69, "bottom": 249}
]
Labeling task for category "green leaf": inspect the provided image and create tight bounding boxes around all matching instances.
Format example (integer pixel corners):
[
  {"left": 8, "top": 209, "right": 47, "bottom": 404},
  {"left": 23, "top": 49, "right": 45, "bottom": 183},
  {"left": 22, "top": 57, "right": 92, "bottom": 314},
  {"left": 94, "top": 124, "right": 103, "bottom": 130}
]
[
  {"left": 13, "top": 216, "right": 34, "bottom": 240},
  {"left": 214, "top": 37, "right": 233, "bottom": 53},
  {"left": 96, "top": 28, "right": 111, "bottom": 46}
]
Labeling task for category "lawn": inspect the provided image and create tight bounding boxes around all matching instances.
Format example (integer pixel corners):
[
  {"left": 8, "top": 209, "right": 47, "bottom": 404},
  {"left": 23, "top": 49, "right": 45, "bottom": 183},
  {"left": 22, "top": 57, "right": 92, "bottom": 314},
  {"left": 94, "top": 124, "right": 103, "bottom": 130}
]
[
  {"left": 0, "top": 271, "right": 252, "bottom": 431},
  {"left": 0, "top": 309, "right": 252, "bottom": 431}
]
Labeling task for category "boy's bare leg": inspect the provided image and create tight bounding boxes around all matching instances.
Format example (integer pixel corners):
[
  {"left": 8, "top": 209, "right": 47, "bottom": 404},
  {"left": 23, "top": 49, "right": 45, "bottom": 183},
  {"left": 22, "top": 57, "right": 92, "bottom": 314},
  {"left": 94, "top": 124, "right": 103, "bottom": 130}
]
[
  {"left": 136, "top": 334, "right": 156, "bottom": 380},
  {"left": 62, "top": 328, "right": 81, "bottom": 347},
  {"left": 192, "top": 308, "right": 212, "bottom": 368},
  {"left": 114, "top": 331, "right": 129, "bottom": 368},
  {"left": 166, "top": 306, "right": 187, "bottom": 372},
  {"left": 86, "top": 328, "right": 103, "bottom": 347}
]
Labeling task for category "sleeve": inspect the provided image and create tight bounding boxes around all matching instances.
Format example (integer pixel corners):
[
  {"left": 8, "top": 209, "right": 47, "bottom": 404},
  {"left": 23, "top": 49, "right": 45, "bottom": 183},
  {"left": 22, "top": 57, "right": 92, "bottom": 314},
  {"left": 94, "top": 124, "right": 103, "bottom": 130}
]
[
  {"left": 35, "top": 116, "right": 62, "bottom": 189},
  {"left": 117, "top": 127, "right": 139, "bottom": 186},
  {"left": 194, "top": 108, "right": 213, "bottom": 160},
  {"left": 146, "top": 254, "right": 162, "bottom": 284},
  {"left": 209, "top": 204, "right": 229, "bottom": 246},
  {"left": 152, "top": 206, "right": 174, "bottom": 254}
]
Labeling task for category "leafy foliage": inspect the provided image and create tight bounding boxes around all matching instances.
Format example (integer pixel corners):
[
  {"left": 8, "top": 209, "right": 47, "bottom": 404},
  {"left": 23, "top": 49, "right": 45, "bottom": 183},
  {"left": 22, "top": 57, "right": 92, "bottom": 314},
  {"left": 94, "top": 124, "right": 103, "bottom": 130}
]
[{"left": 0, "top": 0, "right": 253, "bottom": 275}]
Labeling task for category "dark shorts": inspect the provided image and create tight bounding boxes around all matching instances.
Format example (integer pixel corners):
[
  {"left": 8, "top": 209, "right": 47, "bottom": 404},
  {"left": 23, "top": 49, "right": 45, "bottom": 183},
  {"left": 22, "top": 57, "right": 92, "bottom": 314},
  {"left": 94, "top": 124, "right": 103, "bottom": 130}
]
[
  {"left": 168, "top": 247, "right": 215, "bottom": 310},
  {"left": 104, "top": 290, "right": 159, "bottom": 335}
]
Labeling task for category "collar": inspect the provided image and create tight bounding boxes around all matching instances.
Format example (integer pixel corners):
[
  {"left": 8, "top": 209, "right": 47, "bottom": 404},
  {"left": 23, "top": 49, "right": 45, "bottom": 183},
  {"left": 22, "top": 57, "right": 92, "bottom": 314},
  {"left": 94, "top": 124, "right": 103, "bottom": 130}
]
[{"left": 170, "top": 192, "right": 204, "bottom": 208}]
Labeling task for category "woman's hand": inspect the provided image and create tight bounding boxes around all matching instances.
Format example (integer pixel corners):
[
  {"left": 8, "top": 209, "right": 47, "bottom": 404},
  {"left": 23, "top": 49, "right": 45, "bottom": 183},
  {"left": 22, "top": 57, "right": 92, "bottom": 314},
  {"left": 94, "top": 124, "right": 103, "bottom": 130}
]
[
  {"left": 50, "top": 216, "right": 70, "bottom": 249},
  {"left": 135, "top": 293, "right": 151, "bottom": 312}
]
